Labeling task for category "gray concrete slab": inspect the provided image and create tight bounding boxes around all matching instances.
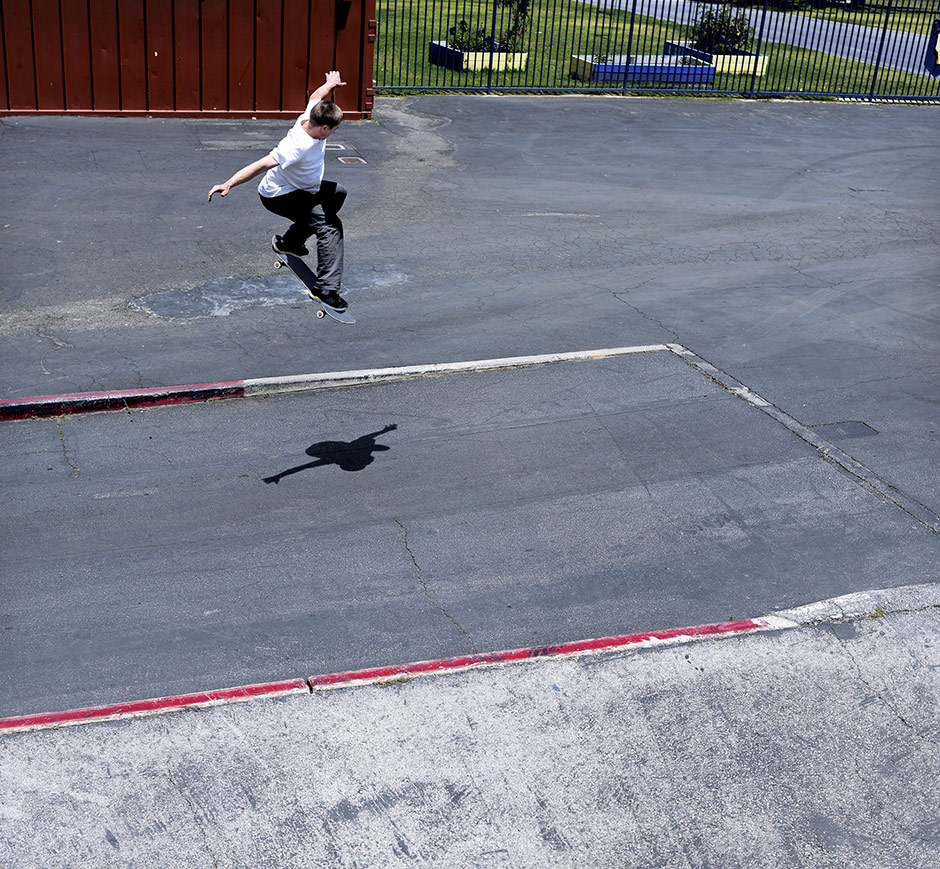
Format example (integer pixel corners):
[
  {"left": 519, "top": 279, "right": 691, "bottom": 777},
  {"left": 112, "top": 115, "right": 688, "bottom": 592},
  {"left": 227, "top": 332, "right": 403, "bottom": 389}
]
[{"left": 2, "top": 586, "right": 939, "bottom": 868}]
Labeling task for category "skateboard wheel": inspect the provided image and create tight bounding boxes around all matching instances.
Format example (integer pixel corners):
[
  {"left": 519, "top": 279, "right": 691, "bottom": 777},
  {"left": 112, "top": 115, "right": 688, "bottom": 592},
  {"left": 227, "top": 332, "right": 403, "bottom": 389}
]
[
  {"left": 316, "top": 310, "right": 326, "bottom": 319},
  {"left": 274, "top": 261, "right": 283, "bottom": 269}
]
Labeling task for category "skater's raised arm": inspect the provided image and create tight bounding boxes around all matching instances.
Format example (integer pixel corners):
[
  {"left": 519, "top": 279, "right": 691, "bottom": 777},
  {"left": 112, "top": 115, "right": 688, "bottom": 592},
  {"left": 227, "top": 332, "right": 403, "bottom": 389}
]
[
  {"left": 305, "top": 70, "right": 346, "bottom": 112},
  {"left": 207, "top": 154, "right": 278, "bottom": 201}
]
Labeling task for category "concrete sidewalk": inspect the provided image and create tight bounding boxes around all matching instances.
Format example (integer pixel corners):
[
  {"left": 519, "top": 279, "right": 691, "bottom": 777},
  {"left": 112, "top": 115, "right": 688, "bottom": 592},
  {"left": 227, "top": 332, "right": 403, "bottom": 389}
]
[{"left": 2, "top": 584, "right": 938, "bottom": 868}]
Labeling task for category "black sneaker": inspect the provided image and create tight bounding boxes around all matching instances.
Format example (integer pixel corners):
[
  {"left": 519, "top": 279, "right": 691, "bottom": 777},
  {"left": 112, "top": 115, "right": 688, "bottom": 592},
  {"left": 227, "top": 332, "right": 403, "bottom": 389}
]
[
  {"left": 312, "top": 288, "right": 348, "bottom": 311},
  {"left": 272, "top": 235, "right": 309, "bottom": 257}
]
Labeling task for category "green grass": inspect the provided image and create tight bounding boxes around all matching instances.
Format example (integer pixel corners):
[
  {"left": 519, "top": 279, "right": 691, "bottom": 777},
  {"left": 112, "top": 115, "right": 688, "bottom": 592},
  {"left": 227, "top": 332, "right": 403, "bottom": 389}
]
[{"left": 374, "top": 0, "right": 940, "bottom": 98}]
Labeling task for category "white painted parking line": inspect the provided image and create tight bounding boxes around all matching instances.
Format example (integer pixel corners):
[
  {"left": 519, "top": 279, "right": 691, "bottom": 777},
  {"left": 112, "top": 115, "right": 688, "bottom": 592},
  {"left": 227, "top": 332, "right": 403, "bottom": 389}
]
[{"left": 242, "top": 344, "right": 672, "bottom": 396}]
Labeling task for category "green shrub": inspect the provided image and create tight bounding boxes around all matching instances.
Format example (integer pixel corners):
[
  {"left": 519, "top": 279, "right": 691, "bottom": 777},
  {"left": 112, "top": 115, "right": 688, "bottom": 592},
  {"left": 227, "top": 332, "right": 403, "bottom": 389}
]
[
  {"left": 447, "top": 20, "right": 494, "bottom": 53},
  {"left": 447, "top": 0, "right": 530, "bottom": 53},
  {"left": 690, "top": 7, "right": 755, "bottom": 54}
]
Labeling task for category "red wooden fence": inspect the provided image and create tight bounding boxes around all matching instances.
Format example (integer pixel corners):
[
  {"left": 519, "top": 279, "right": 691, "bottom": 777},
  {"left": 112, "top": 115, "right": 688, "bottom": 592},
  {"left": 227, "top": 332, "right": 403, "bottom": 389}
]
[{"left": 0, "top": 0, "right": 375, "bottom": 118}]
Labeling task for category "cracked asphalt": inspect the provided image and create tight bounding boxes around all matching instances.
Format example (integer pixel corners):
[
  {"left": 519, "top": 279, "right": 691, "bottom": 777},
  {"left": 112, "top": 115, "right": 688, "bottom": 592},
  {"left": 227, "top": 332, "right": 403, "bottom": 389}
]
[{"left": 1, "top": 96, "right": 939, "bottom": 865}]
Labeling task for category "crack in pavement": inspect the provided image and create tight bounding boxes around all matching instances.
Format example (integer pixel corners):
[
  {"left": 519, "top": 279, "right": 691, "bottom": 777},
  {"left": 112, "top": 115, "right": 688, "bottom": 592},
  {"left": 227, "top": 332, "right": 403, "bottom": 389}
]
[
  {"left": 394, "top": 519, "right": 477, "bottom": 652},
  {"left": 611, "top": 292, "right": 681, "bottom": 344},
  {"left": 830, "top": 620, "right": 939, "bottom": 747},
  {"left": 55, "top": 417, "right": 80, "bottom": 479}
]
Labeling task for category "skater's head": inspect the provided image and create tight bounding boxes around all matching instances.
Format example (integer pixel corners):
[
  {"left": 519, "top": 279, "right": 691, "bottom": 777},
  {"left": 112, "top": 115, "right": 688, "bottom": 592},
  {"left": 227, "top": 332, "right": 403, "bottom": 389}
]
[{"left": 303, "top": 100, "right": 343, "bottom": 140}]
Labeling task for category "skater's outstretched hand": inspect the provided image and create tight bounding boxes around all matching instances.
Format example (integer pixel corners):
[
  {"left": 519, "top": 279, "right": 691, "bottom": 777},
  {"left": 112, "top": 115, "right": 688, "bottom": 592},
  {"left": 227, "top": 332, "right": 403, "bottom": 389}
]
[
  {"left": 207, "top": 183, "right": 230, "bottom": 201},
  {"left": 207, "top": 155, "right": 277, "bottom": 201}
]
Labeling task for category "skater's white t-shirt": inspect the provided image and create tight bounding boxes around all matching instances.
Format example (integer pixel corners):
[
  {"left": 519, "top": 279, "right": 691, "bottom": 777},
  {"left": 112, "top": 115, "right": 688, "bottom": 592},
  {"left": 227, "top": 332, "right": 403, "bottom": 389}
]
[{"left": 257, "top": 111, "right": 325, "bottom": 197}]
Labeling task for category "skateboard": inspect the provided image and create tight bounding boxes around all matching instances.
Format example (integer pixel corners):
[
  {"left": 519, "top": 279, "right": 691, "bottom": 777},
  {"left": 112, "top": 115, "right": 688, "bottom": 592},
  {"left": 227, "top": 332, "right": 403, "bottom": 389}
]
[{"left": 272, "top": 238, "right": 355, "bottom": 324}]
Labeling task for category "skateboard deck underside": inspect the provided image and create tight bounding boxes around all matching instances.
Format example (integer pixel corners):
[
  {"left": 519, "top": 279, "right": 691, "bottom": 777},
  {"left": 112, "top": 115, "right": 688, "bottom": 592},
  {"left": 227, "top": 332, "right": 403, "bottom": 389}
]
[{"left": 273, "top": 245, "right": 355, "bottom": 325}]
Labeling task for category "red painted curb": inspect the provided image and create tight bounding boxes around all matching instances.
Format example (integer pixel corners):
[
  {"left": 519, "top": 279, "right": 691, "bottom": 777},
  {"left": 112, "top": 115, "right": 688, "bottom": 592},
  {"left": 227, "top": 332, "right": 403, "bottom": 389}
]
[
  {"left": 309, "top": 619, "right": 770, "bottom": 688},
  {"left": 0, "top": 346, "right": 670, "bottom": 422},
  {"left": 0, "top": 619, "right": 772, "bottom": 735},
  {"left": 0, "top": 381, "right": 246, "bottom": 421},
  {"left": 0, "top": 679, "right": 309, "bottom": 734}
]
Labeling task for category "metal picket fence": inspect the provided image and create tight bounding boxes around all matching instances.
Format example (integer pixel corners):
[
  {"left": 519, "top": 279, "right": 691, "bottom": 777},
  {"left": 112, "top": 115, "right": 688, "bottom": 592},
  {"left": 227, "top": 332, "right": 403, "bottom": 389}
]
[{"left": 374, "top": 0, "right": 940, "bottom": 100}]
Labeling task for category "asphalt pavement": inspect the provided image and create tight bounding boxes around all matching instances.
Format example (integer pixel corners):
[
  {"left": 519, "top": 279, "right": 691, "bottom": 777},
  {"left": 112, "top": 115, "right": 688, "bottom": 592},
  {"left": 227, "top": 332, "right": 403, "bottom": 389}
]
[
  {"left": 5, "top": 344, "right": 939, "bottom": 719},
  {"left": 1, "top": 95, "right": 939, "bottom": 865}
]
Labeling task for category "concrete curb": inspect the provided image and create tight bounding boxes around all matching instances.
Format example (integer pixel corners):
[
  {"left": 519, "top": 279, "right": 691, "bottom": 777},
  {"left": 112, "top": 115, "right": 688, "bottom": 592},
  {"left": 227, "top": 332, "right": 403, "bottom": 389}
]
[
  {"left": 0, "top": 618, "right": 772, "bottom": 735},
  {"left": 0, "top": 680, "right": 311, "bottom": 735},
  {"left": 306, "top": 618, "right": 787, "bottom": 691},
  {"left": 773, "top": 582, "right": 940, "bottom": 625},
  {"left": 0, "top": 345, "right": 669, "bottom": 421},
  {"left": 4, "top": 582, "right": 936, "bottom": 736},
  {"left": 0, "top": 381, "right": 247, "bottom": 421}
]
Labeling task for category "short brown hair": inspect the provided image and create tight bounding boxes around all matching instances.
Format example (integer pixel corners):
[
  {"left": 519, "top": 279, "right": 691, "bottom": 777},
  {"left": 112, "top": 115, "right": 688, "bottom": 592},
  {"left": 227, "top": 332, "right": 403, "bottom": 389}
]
[{"left": 311, "top": 100, "right": 343, "bottom": 128}]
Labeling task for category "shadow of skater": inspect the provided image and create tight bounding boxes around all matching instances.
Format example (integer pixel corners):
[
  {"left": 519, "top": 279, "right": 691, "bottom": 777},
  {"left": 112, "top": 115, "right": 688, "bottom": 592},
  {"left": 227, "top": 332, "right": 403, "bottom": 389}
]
[{"left": 264, "top": 424, "right": 397, "bottom": 484}]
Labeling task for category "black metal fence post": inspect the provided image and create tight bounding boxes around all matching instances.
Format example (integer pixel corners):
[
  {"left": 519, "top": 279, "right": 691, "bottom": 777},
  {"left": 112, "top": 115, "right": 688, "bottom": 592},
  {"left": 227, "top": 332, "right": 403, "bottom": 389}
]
[
  {"left": 748, "top": 0, "right": 770, "bottom": 100},
  {"left": 486, "top": 0, "right": 500, "bottom": 93},
  {"left": 621, "top": 0, "right": 639, "bottom": 96},
  {"left": 868, "top": 0, "right": 895, "bottom": 101}
]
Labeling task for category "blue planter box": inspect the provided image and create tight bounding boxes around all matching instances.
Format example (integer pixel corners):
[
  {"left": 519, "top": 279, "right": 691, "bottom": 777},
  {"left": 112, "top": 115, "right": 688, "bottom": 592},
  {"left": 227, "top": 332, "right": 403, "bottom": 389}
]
[{"left": 570, "top": 54, "right": 716, "bottom": 86}]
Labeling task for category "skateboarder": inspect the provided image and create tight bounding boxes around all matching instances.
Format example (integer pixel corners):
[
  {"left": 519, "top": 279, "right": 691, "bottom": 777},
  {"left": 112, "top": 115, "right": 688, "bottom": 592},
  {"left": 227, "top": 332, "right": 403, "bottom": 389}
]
[{"left": 208, "top": 70, "right": 349, "bottom": 310}]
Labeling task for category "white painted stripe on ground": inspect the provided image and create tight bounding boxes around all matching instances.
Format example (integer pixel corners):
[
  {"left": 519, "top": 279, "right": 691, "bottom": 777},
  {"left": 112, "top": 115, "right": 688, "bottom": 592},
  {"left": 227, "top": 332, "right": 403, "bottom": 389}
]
[
  {"left": 666, "top": 343, "right": 940, "bottom": 537},
  {"left": 242, "top": 345, "right": 671, "bottom": 396}
]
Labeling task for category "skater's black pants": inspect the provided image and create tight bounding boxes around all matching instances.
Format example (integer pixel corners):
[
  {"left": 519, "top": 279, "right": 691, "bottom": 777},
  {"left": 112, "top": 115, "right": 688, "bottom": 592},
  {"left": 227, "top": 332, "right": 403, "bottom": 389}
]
[{"left": 260, "top": 181, "right": 346, "bottom": 294}]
